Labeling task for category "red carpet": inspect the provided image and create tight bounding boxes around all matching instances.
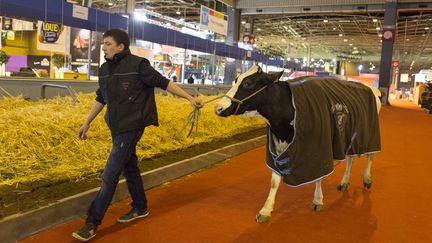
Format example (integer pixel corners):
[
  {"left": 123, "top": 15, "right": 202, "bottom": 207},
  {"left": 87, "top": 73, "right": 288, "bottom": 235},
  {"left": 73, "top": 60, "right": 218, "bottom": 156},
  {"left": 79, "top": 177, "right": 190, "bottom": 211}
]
[{"left": 21, "top": 100, "right": 432, "bottom": 243}]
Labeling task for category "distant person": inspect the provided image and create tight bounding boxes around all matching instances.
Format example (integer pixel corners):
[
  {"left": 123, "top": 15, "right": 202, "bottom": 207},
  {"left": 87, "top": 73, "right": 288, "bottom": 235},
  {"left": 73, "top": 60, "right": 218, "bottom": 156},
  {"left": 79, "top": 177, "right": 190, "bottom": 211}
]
[
  {"left": 187, "top": 75, "right": 194, "bottom": 84},
  {"left": 72, "top": 28, "right": 204, "bottom": 242}
]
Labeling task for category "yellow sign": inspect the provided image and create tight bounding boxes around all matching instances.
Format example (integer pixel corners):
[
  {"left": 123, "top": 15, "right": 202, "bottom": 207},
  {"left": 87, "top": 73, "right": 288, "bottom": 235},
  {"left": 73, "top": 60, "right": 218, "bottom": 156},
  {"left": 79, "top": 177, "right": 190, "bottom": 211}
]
[{"left": 6, "top": 31, "right": 15, "bottom": 40}]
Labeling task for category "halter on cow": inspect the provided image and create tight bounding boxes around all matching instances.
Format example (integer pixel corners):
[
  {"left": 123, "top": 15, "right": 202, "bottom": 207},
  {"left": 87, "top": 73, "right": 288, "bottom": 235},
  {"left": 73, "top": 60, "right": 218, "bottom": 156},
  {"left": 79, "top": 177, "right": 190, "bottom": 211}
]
[{"left": 215, "top": 64, "right": 381, "bottom": 223}]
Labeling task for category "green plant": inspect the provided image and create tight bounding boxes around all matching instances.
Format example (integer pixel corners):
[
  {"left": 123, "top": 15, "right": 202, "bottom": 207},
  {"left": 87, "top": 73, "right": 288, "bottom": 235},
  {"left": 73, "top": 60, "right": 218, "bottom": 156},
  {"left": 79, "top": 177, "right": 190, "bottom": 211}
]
[
  {"left": 0, "top": 50, "right": 9, "bottom": 65},
  {"left": 51, "top": 53, "right": 65, "bottom": 68}
]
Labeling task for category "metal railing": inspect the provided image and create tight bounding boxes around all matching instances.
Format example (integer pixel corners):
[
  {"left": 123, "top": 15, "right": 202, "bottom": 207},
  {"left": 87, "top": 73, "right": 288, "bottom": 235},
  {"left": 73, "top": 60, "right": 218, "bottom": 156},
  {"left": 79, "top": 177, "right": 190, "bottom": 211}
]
[
  {"left": 0, "top": 86, "right": 13, "bottom": 97},
  {"left": 41, "top": 83, "right": 78, "bottom": 103}
]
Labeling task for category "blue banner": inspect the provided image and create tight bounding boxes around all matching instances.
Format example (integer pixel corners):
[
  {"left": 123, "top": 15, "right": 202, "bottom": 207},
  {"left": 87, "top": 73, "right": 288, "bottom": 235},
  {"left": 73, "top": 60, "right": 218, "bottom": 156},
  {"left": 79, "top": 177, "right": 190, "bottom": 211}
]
[{"left": 0, "top": 0, "right": 127, "bottom": 32}]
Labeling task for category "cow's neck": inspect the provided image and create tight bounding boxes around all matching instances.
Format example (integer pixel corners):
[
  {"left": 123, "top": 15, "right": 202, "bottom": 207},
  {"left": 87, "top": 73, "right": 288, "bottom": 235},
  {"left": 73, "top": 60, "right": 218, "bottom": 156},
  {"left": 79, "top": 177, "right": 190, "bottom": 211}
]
[{"left": 257, "top": 82, "right": 295, "bottom": 143}]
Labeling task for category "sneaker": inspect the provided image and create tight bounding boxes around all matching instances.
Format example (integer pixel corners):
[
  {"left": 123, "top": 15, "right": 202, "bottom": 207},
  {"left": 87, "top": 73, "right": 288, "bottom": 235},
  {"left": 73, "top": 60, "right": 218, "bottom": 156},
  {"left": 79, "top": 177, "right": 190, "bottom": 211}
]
[
  {"left": 117, "top": 208, "right": 149, "bottom": 223},
  {"left": 72, "top": 223, "right": 97, "bottom": 242}
]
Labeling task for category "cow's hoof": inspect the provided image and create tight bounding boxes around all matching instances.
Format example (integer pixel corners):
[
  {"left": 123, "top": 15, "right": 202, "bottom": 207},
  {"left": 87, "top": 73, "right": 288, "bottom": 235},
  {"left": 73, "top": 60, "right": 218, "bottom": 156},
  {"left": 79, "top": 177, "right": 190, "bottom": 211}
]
[
  {"left": 337, "top": 183, "right": 350, "bottom": 191},
  {"left": 363, "top": 179, "right": 372, "bottom": 189},
  {"left": 310, "top": 203, "right": 323, "bottom": 211},
  {"left": 255, "top": 213, "right": 271, "bottom": 223}
]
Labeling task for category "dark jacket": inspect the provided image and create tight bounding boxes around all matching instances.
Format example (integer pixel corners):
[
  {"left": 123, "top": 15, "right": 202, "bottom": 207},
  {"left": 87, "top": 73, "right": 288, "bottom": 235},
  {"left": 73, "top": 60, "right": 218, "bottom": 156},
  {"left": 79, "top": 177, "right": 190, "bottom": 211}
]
[{"left": 96, "top": 49, "right": 170, "bottom": 134}]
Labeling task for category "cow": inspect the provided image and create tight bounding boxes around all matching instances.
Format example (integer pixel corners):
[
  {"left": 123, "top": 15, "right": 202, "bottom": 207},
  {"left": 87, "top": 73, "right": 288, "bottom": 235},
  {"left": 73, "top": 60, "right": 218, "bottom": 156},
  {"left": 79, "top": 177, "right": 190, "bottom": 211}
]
[{"left": 215, "top": 64, "right": 381, "bottom": 223}]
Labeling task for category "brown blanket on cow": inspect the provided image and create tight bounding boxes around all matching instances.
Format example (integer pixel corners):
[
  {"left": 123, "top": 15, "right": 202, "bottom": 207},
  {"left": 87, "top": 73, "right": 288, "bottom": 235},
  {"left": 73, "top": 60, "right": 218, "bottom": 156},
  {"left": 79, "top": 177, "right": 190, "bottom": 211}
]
[{"left": 266, "top": 77, "right": 381, "bottom": 186}]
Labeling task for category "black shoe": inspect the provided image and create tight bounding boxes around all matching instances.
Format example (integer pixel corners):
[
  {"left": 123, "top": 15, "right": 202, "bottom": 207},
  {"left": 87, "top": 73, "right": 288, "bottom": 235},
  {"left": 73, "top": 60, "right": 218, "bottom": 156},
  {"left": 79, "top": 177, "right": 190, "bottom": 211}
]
[
  {"left": 72, "top": 223, "right": 97, "bottom": 242},
  {"left": 117, "top": 208, "right": 149, "bottom": 223}
]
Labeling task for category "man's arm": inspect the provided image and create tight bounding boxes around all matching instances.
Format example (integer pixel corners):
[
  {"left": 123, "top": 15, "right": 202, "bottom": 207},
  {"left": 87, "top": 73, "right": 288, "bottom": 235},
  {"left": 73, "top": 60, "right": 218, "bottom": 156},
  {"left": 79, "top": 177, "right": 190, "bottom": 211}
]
[
  {"left": 166, "top": 82, "right": 204, "bottom": 108},
  {"left": 77, "top": 100, "right": 105, "bottom": 140}
]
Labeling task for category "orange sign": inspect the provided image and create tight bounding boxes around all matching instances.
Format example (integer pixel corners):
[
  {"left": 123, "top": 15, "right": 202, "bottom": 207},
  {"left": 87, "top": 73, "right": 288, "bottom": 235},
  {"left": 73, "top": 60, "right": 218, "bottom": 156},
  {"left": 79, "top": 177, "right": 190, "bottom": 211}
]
[{"left": 391, "top": 60, "right": 399, "bottom": 68}]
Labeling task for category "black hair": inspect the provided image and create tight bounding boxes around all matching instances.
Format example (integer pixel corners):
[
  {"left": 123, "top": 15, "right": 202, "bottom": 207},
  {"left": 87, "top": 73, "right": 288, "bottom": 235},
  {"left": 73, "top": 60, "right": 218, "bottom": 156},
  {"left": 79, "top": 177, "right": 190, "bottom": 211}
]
[{"left": 103, "top": 29, "right": 130, "bottom": 50}]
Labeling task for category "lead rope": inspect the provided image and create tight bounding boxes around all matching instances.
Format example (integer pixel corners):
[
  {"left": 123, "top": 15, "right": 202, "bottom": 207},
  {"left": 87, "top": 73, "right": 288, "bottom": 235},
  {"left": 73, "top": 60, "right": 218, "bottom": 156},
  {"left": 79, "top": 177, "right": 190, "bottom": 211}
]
[
  {"left": 176, "top": 78, "right": 279, "bottom": 144},
  {"left": 175, "top": 94, "right": 225, "bottom": 144}
]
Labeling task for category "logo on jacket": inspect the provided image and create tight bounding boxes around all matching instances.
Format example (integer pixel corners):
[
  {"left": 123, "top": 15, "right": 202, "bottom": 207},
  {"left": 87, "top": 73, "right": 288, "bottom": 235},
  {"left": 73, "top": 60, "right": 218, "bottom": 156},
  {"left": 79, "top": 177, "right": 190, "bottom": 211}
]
[
  {"left": 121, "top": 82, "right": 129, "bottom": 91},
  {"left": 331, "top": 103, "right": 349, "bottom": 131}
]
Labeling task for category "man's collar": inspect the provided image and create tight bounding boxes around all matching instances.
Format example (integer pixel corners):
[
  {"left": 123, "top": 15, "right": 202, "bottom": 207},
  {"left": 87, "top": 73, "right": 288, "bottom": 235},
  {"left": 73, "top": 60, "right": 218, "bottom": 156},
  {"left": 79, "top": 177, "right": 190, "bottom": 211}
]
[{"left": 105, "top": 49, "right": 131, "bottom": 64}]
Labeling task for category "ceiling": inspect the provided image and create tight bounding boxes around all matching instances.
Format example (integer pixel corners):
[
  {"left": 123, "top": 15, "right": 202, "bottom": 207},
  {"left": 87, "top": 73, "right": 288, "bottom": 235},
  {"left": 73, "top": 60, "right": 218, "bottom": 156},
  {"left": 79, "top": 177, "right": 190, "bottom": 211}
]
[{"left": 89, "top": 0, "right": 432, "bottom": 73}]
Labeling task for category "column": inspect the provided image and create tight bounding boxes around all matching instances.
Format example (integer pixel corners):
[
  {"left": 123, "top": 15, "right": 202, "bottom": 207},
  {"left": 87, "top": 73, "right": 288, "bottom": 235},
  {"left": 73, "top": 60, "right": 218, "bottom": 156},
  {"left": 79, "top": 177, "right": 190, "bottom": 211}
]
[
  {"left": 223, "top": 6, "right": 240, "bottom": 85},
  {"left": 378, "top": 0, "right": 397, "bottom": 105}
]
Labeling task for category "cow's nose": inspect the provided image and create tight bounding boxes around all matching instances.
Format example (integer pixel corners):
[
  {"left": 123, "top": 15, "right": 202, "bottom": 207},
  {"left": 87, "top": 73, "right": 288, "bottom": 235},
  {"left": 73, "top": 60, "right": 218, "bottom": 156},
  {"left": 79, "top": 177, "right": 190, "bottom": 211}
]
[{"left": 215, "top": 105, "right": 223, "bottom": 115}]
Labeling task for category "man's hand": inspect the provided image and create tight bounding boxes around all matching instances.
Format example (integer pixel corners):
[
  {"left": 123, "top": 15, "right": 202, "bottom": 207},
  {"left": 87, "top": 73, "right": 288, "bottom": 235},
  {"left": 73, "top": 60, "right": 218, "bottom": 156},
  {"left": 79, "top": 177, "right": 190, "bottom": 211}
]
[
  {"left": 77, "top": 123, "right": 90, "bottom": 140},
  {"left": 190, "top": 97, "right": 204, "bottom": 109}
]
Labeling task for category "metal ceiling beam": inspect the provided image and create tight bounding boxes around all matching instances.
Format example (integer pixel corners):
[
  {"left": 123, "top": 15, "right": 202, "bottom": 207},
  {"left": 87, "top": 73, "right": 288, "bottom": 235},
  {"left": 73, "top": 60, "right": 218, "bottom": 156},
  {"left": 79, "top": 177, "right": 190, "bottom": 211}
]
[
  {"left": 241, "top": 3, "right": 432, "bottom": 15},
  {"left": 236, "top": 0, "right": 432, "bottom": 9},
  {"left": 241, "top": 4, "right": 385, "bottom": 15}
]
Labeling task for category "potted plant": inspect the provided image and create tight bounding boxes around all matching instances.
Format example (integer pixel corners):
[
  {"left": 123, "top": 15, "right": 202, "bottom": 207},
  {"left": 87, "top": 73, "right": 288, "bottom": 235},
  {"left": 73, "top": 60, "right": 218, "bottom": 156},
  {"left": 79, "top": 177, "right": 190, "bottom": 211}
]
[
  {"left": 52, "top": 53, "right": 65, "bottom": 79},
  {"left": 51, "top": 53, "right": 65, "bottom": 68},
  {"left": 0, "top": 50, "right": 9, "bottom": 76}
]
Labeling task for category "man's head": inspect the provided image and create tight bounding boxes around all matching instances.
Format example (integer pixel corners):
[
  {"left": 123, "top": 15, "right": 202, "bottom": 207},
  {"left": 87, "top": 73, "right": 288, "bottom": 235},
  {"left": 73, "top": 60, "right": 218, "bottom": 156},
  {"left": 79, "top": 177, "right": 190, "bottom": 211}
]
[{"left": 102, "top": 29, "right": 130, "bottom": 59}]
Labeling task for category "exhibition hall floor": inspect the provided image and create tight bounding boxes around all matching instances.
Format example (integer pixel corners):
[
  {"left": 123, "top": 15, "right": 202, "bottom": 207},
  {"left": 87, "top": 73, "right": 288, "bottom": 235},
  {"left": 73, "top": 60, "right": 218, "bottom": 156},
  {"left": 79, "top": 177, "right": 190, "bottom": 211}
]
[{"left": 21, "top": 100, "right": 432, "bottom": 243}]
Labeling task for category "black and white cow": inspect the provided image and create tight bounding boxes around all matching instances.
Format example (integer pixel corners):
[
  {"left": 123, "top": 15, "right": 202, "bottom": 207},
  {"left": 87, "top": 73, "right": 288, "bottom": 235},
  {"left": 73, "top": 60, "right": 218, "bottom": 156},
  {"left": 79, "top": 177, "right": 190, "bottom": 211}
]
[{"left": 215, "top": 64, "right": 381, "bottom": 223}]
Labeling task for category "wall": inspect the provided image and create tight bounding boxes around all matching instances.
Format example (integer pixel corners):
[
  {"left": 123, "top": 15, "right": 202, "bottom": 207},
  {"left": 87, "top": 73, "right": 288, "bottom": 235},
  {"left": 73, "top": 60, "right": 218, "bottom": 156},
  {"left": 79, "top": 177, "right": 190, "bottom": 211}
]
[
  {"left": 340, "top": 61, "right": 359, "bottom": 76},
  {"left": 2, "top": 31, "right": 30, "bottom": 55}
]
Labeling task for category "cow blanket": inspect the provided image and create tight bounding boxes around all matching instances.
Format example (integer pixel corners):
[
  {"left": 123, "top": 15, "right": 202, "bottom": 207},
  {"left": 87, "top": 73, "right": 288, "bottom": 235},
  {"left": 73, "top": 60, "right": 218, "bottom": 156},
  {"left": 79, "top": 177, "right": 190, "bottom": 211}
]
[{"left": 266, "top": 76, "right": 381, "bottom": 186}]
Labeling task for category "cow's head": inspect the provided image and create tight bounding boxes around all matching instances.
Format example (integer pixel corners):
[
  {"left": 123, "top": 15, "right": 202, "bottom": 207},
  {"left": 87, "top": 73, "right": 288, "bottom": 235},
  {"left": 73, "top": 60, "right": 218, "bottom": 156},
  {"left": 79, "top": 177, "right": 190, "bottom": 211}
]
[{"left": 215, "top": 64, "right": 283, "bottom": 117}]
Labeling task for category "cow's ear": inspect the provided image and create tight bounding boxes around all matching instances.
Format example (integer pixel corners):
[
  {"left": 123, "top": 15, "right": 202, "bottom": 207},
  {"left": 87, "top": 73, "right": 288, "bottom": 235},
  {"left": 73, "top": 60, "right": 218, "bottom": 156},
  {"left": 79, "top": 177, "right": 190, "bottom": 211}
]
[{"left": 269, "top": 70, "right": 284, "bottom": 81}]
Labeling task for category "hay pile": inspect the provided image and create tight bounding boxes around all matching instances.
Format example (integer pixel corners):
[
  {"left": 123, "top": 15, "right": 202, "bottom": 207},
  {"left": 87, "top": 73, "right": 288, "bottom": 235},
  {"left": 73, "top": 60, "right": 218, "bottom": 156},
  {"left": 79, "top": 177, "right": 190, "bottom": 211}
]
[{"left": 0, "top": 93, "right": 264, "bottom": 187}]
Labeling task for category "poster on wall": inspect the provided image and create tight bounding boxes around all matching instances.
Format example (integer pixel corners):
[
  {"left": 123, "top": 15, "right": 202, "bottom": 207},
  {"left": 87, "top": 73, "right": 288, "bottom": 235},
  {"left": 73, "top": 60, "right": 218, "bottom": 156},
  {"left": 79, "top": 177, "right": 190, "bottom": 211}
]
[
  {"left": 27, "top": 55, "right": 51, "bottom": 77},
  {"left": 70, "top": 27, "right": 101, "bottom": 76},
  {"left": 2, "top": 17, "right": 12, "bottom": 30},
  {"left": 37, "top": 21, "right": 69, "bottom": 52},
  {"left": 200, "top": 5, "right": 228, "bottom": 36}
]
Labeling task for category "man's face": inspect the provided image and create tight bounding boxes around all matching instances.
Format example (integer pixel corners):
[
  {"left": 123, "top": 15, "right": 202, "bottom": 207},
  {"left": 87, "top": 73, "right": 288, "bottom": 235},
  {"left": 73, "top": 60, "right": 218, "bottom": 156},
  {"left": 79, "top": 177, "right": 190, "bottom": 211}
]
[{"left": 102, "top": 36, "right": 124, "bottom": 60}]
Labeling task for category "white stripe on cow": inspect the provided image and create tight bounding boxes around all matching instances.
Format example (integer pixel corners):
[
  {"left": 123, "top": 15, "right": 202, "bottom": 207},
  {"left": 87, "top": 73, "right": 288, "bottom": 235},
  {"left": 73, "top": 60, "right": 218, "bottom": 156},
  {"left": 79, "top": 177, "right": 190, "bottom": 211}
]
[{"left": 218, "top": 64, "right": 260, "bottom": 110}]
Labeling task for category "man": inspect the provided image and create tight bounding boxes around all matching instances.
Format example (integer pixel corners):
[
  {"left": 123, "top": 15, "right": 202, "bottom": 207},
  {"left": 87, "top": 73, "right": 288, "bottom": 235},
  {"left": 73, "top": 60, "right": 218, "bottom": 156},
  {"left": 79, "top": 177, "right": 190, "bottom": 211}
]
[{"left": 72, "top": 29, "right": 204, "bottom": 241}]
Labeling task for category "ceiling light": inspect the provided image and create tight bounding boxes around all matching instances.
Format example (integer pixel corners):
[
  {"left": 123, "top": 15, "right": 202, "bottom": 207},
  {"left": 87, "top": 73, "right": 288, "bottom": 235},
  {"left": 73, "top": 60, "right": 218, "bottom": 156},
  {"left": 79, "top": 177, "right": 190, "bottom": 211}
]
[
  {"left": 257, "top": 28, "right": 261, "bottom": 31},
  {"left": 376, "top": 27, "right": 380, "bottom": 30},
  {"left": 344, "top": 39, "right": 348, "bottom": 42},
  {"left": 349, "top": 43, "right": 353, "bottom": 46},
  {"left": 323, "top": 19, "right": 328, "bottom": 23},
  {"left": 339, "top": 33, "right": 343, "bottom": 37},
  {"left": 108, "top": 2, "right": 114, "bottom": 6},
  {"left": 333, "top": 27, "right": 336, "bottom": 30},
  {"left": 241, "top": 21, "right": 246, "bottom": 24},
  {"left": 425, "top": 27, "right": 430, "bottom": 30},
  {"left": 379, "top": 34, "right": 382, "bottom": 37},
  {"left": 373, "top": 19, "right": 378, "bottom": 22},
  {"left": 281, "top": 38, "right": 286, "bottom": 41}
]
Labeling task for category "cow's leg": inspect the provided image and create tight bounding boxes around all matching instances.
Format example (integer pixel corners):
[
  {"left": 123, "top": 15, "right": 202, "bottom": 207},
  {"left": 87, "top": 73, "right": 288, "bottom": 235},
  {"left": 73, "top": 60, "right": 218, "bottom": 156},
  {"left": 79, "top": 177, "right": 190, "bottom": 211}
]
[
  {"left": 337, "top": 156, "right": 354, "bottom": 191},
  {"left": 310, "top": 179, "right": 324, "bottom": 211},
  {"left": 256, "top": 172, "right": 281, "bottom": 223},
  {"left": 363, "top": 154, "right": 374, "bottom": 189}
]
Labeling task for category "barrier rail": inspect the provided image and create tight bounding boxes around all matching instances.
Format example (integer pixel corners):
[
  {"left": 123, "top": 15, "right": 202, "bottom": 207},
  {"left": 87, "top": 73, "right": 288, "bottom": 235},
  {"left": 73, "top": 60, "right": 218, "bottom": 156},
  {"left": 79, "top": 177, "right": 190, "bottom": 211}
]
[{"left": 41, "top": 83, "right": 78, "bottom": 103}]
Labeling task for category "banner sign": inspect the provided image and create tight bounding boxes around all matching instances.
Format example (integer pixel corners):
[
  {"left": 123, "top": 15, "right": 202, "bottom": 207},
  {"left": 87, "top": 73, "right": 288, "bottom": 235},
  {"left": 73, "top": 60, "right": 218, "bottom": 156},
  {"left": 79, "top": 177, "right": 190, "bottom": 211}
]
[
  {"left": 2, "top": 17, "right": 12, "bottom": 30},
  {"left": 72, "top": 5, "right": 89, "bottom": 21},
  {"left": 70, "top": 27, "right": 101, "bottom": 75},
  {"left": 37, "top": 21, "right": 68, "bottom": 52},
  {"left": 200, "top": 5, "right": 227, "bottom": 36}
]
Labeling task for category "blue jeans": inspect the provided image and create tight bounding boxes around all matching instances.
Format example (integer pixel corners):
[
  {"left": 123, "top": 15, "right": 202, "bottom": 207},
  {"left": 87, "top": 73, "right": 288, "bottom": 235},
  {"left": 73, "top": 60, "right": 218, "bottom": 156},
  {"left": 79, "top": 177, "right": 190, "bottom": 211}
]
[{"left": 86, "top": 129, "right": 147, "bottom": 226}]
